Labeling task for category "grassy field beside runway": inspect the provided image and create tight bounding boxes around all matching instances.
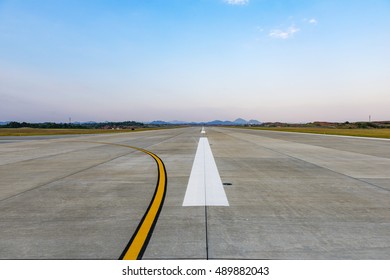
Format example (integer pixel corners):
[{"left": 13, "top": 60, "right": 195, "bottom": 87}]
[
  {"left": 242, "top": 127, "right": 390, "bottom": 139},
  {"left": 3, "top": 126, "right": 389, "bottom": 138},
  {"left": 0, "top": 127, "right": 160, "bottom": 136}
]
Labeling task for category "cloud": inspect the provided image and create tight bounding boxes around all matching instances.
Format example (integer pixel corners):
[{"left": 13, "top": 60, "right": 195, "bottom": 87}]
[
  {"left": 303, "top": 18, "right": 318, "bottom": 25},
  {"left": 269, "top": 26, "right": 299, "bottom": 39},
  {"left": 224, "top": 0, "right": 249, "bottom": 5}
]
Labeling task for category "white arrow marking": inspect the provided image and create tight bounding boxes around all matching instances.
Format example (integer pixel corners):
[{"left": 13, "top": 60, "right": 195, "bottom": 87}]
[{"left": 183, "top": 137, "right": 229, "bottom": 206}]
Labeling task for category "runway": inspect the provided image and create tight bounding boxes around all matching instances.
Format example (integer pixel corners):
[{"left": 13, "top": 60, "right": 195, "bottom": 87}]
[{"left": 0, "top": 127, "right": 389, "bottom": 259}]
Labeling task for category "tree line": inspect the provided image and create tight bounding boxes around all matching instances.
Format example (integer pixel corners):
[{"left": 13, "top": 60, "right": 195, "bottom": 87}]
[{"left": 1, "top": 121, "right": 145, "bottom": 129}]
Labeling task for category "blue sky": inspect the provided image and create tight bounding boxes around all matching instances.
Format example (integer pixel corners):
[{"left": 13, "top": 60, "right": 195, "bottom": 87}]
[{"left": 1, "top": 0, "right": 389, "bottom": 123}]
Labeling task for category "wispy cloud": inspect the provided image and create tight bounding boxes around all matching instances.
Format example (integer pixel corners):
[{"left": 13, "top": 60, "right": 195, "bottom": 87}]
[
  {"left": 303, "top": 18, "right": 318, "bottom": 25},
  {"left": 224, "top": 0, "right": 249, "bottom": 5},
  {"left": 269, "top": 26, "right": 299, "bottom": 39}
]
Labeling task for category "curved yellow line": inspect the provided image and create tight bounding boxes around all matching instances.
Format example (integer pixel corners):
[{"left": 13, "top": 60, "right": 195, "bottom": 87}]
[
  {"left": 67, "top": 141, "right": 167, "bottom": 260},
  {"left": 121, "top": 150, "right": 167, "bottom": 260}
]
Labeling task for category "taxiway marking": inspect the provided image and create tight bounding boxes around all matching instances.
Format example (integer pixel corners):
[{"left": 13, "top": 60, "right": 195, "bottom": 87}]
[
  {"left": 119, "top": 148, "right": 167, "bottom": 260},
  {"left": 70, "top": 141, "right": 167, "bottom": 260}
]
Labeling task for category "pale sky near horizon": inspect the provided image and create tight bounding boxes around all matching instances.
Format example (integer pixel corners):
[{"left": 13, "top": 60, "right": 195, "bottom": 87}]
[{"left": 1, "top": 0, "right": 389, "bottom": 123}]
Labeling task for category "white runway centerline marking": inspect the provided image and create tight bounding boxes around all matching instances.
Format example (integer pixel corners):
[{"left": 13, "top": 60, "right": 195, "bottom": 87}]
[{"left": 183, "top": 137, "right": 229, "bottom": 206}]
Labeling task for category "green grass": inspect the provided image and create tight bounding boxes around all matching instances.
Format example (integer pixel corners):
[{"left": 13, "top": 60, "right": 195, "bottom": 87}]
[
  {"left": 241, "top": 127, "right": 390, "bottom": 139},
  {"left": 0, "top": 127, "right": 159, "bottom": 137}
]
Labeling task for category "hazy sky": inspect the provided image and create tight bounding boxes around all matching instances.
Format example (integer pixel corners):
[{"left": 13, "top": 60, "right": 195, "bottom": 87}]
[{"left": 1, "top": 0, "right": 389, "bottom": 123}]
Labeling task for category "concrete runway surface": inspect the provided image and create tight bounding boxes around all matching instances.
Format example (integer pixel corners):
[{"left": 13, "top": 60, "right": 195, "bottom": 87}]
[{"left": 0, "top": 127, "right": 389, "bottom": 259}]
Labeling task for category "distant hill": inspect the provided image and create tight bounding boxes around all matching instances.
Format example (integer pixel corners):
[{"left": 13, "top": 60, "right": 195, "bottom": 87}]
[
  {"left": 249, "top": 119, "right": 262, "bottom": 125},
  {"left": 233, "top": 118, "right": 247, "bottom": 125},
  {"left": 169, "top": 120, "right": 188, "bottom": 125},
  {"left": 147, "top": 118, "right": 262, "bottom": 126},
  {"left": 207, "top": 118, "right": 262, "bottom": 125},
  {"left": 149, "top": 120, "right": 172, "bottom": 125},
  {"left": 207, "top": 120, "right": 234, "bottom": 125}
]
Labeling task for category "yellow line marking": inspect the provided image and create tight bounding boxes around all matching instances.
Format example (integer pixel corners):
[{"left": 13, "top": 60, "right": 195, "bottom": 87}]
[
  {"left": 121, "top": 150, "right": 167, "bottom": 260},
  {"left": 66, "top": 141, "right": 167, "bottom": 260}
]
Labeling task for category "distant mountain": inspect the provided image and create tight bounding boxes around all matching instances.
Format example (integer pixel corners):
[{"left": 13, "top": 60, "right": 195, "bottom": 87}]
[
  {"left": 0, "top": 121, "right": 10, "bottom": 125},
  {"left": 169, "top": 120, "right": 188, "bottom": 125},
  {"left": 147, "top": 118, "right": 261, "bottom": 126},
  {"left": 149, "top": 120, "right": 172, "bottom": 125},
  {"left": 208, "top": 118, "right": 262, "bottom": 125},
  {"left": 207, "top": 120, "right": 234, "bottom": 125},
  {"left": 233, "top": 118, "right": 247, "bottom": 124},
  {"left": 249, "top": 119, "right": 262, "bottom": 125},
  {"left": 221, "top": 118, "right": 262, "bottom": 125}
]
